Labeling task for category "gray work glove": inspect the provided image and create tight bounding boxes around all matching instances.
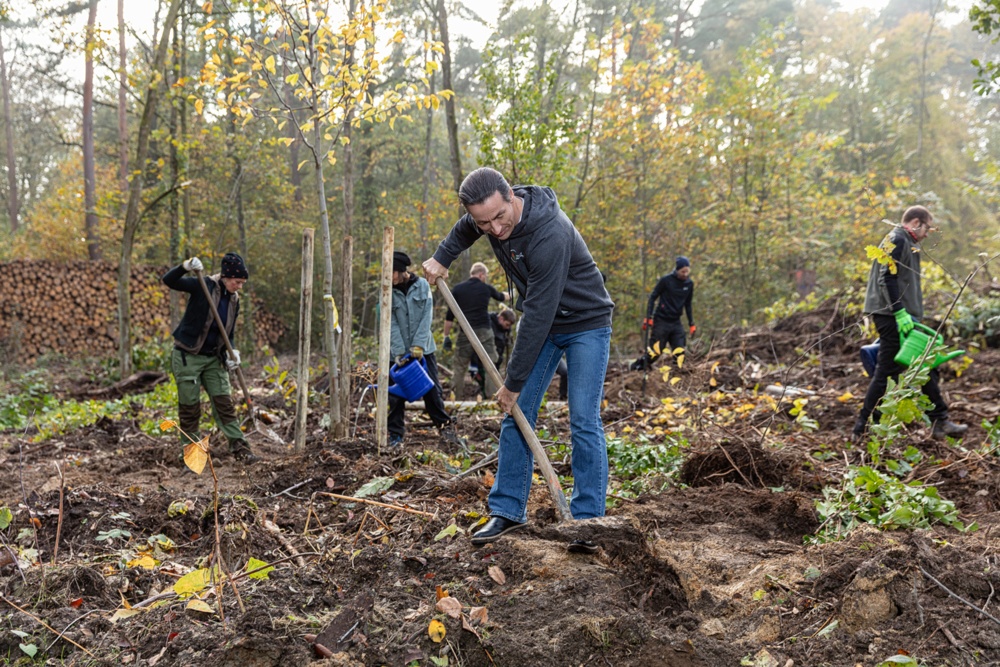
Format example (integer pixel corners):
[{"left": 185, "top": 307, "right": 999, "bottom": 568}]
[
  {"left": 225, "top": 349, "right": 241, "bottom": 370},
  {"left": 183, "top": 257, "right": 204, "bottom": 272}
]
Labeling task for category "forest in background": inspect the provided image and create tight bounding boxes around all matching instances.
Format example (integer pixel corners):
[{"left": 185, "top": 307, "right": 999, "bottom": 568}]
[{"left": 1, "top": 0, "right": 999, "bottom": 360}]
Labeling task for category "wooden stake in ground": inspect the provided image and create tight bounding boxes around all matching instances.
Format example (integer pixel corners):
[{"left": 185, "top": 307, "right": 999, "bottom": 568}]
[
  {"left": 376, "top": 227, "right": 394, "bottom": 454},
  {"left": 295, "top": 229, "right": 315, "bottom": 451},
  {"left": 435, "top": 279, "right": 573, "bottom": 522}
]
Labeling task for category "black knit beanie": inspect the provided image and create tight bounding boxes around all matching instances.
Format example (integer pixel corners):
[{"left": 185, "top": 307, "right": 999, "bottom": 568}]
[
  {"left": 675, "top": 256, "right": 690, "bottom": 270},
  {"left": 221, "top": 252, "right": 249, "bottom": 279},
  {"left": 393, "top": 251, "right": 411, "bottom": 273}
]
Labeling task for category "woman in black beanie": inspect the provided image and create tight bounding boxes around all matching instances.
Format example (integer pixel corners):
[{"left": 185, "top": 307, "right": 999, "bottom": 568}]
[{"left": 162, "top": 253, "right": 259, "bottom": 464}]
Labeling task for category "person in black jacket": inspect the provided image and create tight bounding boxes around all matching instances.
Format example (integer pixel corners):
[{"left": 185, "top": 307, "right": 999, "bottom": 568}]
[
  {"left": 442, "top": 262, "right": 508, "bottom": 399},
  {"left": 630, "top": 257, "right": 695, "bottom": 371},
  {"left": 162, "top": 253, "right": 259, "bottom": 463}
]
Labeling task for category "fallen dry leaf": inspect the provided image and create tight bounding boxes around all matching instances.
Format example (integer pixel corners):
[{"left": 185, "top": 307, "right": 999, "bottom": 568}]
[
  {"left": 488, "top": 565, "right": 506, "bottom": 585},
  {"left": 435, "top": 596, "right": 462, "bottom": 619},
  {"left": 469, "top": 606, "right": 488, "bottom": 625},
  {"left": 461, "top": 612, "right": 480, "bottom": 638}
]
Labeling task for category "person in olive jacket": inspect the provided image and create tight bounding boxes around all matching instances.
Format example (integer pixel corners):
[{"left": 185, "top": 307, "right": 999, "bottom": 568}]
[{"left": 162, "top": 253, "right": 259, "bottom": 463}]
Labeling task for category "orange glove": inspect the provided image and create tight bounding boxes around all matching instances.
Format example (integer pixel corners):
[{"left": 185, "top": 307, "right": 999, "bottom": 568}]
[
  {"left": 689, "top": 324, "right": 696, "bottom": 335},
  {"left": 641, "top": 317, "right": 654, "bottom": 331}
]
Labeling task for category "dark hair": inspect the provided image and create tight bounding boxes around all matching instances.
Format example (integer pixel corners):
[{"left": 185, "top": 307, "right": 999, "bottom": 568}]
[
  {"left": 902, "top": 205, "right": 932, "bottom": 226},
  {"left": 459, "top": 167, "right": 511, "bottom": 207},
  {"left": 498, "top": 309, "right": 516, "bottom": 323}
]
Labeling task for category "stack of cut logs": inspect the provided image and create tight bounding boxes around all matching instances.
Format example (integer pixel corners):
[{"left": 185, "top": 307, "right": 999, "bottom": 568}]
[{"left": 0, "top": 260, "right": 285, "bottom": 361}]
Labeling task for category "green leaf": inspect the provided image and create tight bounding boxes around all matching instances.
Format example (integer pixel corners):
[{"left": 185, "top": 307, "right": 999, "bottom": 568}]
[
  {"left": 434, "top": 524, "right": 463, "bottom": 541},
  {"left": 878, "top": 656, "right": 918, "bottom": 666},
  {"left": 430, "top": 656, "right": 449, "bottom": 666},
  {"left": 0, "top": 506, "right": 12, "bottom": 529},
  {"left": 19, "top": 643, "right": 37, "bottom": 657},
  {"left": 816, "top": 619, "right": 839, "bottom": 637},
  {"left": 353, "top": 476, "right": 395, "bottom": 499},
  {"left": 173, "top": 567, "right": 218, "bottom": 597},
  {"left": 245, "top": 557, "right": 274, "bottom": 580}
]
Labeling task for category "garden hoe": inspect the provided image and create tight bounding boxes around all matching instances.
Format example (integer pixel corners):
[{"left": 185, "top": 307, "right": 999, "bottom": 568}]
[
  {"left": 436, "top": 279, "right": 573, "bottom": 523},
  {"left": 195, "top": 270, "right": 285, "bottom": 446}
]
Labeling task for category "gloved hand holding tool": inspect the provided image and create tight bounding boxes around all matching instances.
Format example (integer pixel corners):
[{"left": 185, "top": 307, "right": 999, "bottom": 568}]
[{"left": 193, "top": 268, "right": 284, "bottom": 445}]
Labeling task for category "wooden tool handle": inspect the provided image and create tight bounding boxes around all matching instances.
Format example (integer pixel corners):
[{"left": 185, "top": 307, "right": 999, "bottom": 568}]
[
  {"left": 436, "top": 279, "right": 572, "bottom": 522},
  {"left": 194, "top": 270, "right": 254, "bottom": 409}
]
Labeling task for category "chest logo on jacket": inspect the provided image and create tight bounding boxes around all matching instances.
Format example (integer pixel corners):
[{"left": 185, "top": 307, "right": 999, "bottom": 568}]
[{"left": 509, "top": 249, "right": 524, "bottom": 263}]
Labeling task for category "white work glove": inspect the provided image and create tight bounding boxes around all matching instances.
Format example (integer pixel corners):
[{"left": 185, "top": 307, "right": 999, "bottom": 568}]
[
  {"left": 225, "top": 349, "right": 241, "bottom": 370},
  {"left": 183, "top": 257, "right": 204, "bottom": 272}
]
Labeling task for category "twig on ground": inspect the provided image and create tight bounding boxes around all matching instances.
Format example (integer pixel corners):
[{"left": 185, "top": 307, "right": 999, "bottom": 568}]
[
  {"left": 52, "top": 463, "right": 65, "bottom": 564},
  {"left": 269, "top": 478, "right": 315, "bottom": 498},
  {"left": 319, "top": 492, "right": 436, "bottom": 517},
  {"left": 45, "top": 608, "right": 107, "bottom": 652},
  {"left": 1, "top": 595, "right": 96, "bottom": 657},
  {"left": 919, "top": 565, "right": 1000, "bottom": 626}
]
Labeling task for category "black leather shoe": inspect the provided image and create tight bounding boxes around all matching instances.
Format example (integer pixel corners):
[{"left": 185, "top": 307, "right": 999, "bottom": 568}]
[
  {"left": 567, "top": 539, "right": 599, "bottom": 554},
  {"left": 932, "top": 420, "right": 968, "bottom": 439},
  {"left": 470, "top": 517, "right": 526, "bottom": 546}
]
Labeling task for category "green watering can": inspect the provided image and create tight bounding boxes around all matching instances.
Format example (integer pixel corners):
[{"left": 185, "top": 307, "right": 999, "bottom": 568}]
[{"left": 893, "top": 322, "right": 965, "bottom": 369}]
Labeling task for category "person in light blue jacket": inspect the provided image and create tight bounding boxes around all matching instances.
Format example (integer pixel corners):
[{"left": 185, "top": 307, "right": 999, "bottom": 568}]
[{"left": 386, "top": 251, "right": 463, "bottom": 448}]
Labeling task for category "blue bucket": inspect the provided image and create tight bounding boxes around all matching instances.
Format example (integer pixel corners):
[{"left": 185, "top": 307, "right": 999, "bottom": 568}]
[
  {"left": 860, "top": 341, "right": 880, "bottom": 375},
  {"left": 388, "top": 355, "right": 434, "bottom": 401}
]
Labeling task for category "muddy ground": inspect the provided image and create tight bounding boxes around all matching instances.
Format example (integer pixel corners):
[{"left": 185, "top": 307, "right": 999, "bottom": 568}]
[{"left": 2, "top": 302, "right": 1000, "bottom": 667}]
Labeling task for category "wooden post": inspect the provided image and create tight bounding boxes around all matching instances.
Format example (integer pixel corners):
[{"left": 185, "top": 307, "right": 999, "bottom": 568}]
[
  {"left": 294, "top": 229, "right": 315, "bottom": 451},
  {"left": 376, "top": 227, "right": 394, "bottom": 454},
  {"left": 335, "top": 236, "right": 353, "bottom": 438}
]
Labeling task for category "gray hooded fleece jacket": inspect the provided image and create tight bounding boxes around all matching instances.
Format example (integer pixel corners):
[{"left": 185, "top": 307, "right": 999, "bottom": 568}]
[{"left": 433, "top": 186, "right": 614, "bottom": 392}]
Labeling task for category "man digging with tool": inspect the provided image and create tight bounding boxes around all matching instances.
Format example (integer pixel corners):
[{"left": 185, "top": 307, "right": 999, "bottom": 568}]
[
  {"left": 423, "top": 167, "right": 614, "bottom": 554},
  {"left": 162, "top": 253, "right": 260, "bottom": 464},
  {"left": 442, "top": 262, "right": 508, "bottom": 400},
  {"left": 853, "top": 205, "right": 967, "bottom": 442}
]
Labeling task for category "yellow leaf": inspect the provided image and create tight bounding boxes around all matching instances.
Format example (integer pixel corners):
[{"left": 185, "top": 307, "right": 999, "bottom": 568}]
[
  {"left": 710, "top": 377, "right": 718, "bottom": 387},
  {"left": 837, "top": 392, "right": 854, "bottom": 403},
  {"left": 284, "top": 72, "right": 299, "bottom": 85},
  {"left": 173, "top": 568, "right": 216, "bottom": 598},
  {"left": 428, "top": 619, "right": 446, "bottom": 643},
  {"left": 186, "top": 599, "right": 216, "bottom": 614},
  {"left": 264, "top": 55, "right": 276, "bottom": 75},
  {"left": 159, "top": 420, "right": 177, "bottom": 431},
  {"left": 127, "top": 554, "right": 157, "bottom": 570},
  {"left": 194, "top": 99, "right": 204, "bottom": 115},
  {"left": 652, "top": 341, "right": 661, "bottom": 356},
  {"left": 676, "top": 354, "right": 685, "bottom": 369},
  {"left": 670, "top": 377, "right": 681, "bottom": 385},
  {"left": 183, "top": 439, "right": 209, "bottom": 475}
]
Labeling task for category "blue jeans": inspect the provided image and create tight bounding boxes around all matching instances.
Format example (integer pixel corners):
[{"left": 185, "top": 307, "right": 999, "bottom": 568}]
[{"left": 488, "top": 326, "right": 611, "bottom": 522}]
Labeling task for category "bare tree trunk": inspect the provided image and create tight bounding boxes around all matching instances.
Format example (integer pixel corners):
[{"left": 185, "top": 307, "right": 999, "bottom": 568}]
[
  {"left": 916, "top": 0, "right": 942, "bottom": 184},
  {"left": 234, "top": 161, "right": 256, "bottom": 359},
  {"left": 419, "top": 23, "right": 435, "bottom": 259},
  {"left": 435, "top": 0, "right": 466, "bottom": 274},
  {"left": 169, "top": 25, "right": 181, "bottom": 327},
  {"left": 335, "top": 236, "right": 353, "bottom": 438},
  {"left": 83, "top": 0, "right": 101, "bottom": 260},
  {"left": 117, "top": 0, "right": 184, "bottom": 376},
  {"left": 179, "top": 7, "right": 191, "bottom": 258},
  {"left": 117, "top": 0, "right": 128, "bottom": 198},
  {"left": 0, "top": 26, "right": 18, "bottom": 233}
]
